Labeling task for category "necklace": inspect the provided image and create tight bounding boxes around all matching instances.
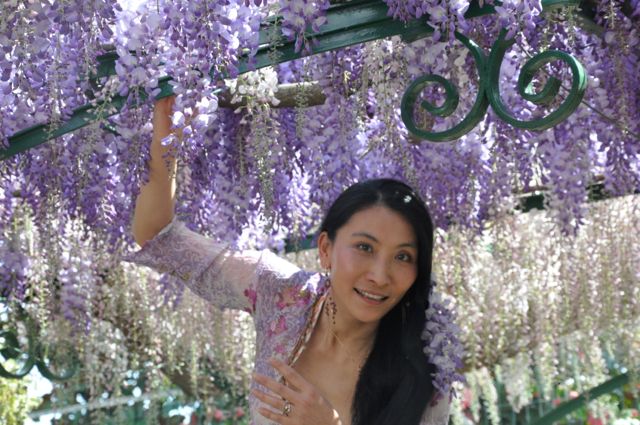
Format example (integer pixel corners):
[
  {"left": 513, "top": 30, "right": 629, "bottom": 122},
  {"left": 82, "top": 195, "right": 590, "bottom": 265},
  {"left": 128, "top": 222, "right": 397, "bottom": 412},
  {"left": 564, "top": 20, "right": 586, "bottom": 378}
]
[
  {"left": 323, "top": 294, "right": 366, "bottom": 372},
  {"left": 329, "top": 326, "right": 365, "bottom": 373}
]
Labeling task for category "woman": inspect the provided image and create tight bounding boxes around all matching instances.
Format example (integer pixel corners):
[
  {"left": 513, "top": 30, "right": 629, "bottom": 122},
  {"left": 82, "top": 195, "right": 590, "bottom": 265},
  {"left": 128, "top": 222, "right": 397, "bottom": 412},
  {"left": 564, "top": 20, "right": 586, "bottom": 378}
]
[{"left": 126, "top": 96, "right": 457, "bottom": 425}]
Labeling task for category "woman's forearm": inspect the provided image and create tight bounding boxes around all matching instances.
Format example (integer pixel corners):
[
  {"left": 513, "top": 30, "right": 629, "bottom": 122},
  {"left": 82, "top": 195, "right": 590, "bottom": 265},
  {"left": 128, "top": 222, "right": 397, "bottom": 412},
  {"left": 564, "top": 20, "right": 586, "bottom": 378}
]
[{"left": 131, "top": 96, "right": 179, "bottom": 247}]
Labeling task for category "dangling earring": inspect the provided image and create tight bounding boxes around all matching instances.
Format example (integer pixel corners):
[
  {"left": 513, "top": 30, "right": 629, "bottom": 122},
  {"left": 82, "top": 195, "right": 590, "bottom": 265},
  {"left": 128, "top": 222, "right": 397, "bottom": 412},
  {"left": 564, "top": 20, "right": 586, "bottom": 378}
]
[
  {"left": 323, "top": 266, "right": 337, "bottom": 326},
  {"left": 327, "top": 293, "right": 337, "bottom": 326},
  {"left": 321, "top": 265, "right": 330, "bottom": 286}
]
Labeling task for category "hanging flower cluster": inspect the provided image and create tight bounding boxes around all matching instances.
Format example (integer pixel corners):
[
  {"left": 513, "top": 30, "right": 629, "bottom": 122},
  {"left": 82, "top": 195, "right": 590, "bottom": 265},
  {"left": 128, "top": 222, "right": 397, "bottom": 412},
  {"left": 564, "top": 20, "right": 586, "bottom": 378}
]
[
  {"left": 435, "top": 194, "right": 640, "bottom": 422},
  {"left": 0, "top": 0, "right": 120, "bottom": 147},
  {"left": 382, "top": 0, "right": 543, "bottom": 42},
  {"left": 386, "top": 0, "right": 471, "bottom": 42},
  {"left": 279, "top": 0, "right": 331, "bottom": 53},
  {"left": 422, "top": 288, "right": 466, "bottom": 398}
]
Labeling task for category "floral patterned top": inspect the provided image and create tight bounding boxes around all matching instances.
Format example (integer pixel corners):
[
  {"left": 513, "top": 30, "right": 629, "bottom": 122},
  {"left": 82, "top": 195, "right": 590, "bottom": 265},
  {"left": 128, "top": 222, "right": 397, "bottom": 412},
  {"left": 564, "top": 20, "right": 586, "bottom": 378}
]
[{"left": 124, "top": 218, "right": 452, "bottom": 425}]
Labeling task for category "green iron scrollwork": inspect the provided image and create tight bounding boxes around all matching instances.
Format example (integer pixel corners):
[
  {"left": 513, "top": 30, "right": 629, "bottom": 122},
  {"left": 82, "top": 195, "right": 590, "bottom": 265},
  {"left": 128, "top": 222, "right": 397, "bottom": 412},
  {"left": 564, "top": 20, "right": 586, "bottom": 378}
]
[
  {"left": 402, "top": 28, "right": 587, "bottom": 142},
  {"left": 400, "top": 32, "right": 489, "bottom": 142},
  {"left": 0, "top": 330, "right": 36, "bottom": 379},
  {"left": 485, "top": 28, "right": 587, "bottom": 131},
  {"left": 401, "top": 0, "right": 589, "bottom": 142},
  {"left": 0, "top": 328, "right": 78, "bottom": 381}
]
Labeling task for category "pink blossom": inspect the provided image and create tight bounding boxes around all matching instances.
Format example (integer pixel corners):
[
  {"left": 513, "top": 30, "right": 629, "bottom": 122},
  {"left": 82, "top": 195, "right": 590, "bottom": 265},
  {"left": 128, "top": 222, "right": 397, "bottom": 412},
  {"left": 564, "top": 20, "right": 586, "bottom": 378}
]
[
  {"left": 235, "top": 407, "right": 245, "bottom": 418},
  {"left": 244, "top": 287, "right": 258, "bottom": 313}
]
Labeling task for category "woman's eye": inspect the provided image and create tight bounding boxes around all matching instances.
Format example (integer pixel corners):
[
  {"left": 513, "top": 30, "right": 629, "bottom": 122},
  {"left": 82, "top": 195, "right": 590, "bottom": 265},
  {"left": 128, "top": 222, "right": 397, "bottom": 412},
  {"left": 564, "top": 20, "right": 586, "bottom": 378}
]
[
  {"left": 397, "top": 252, "right": 414, "bottom": 263},
  {"left": 356, "top": 243, "right": 372, "bottom": 252}
]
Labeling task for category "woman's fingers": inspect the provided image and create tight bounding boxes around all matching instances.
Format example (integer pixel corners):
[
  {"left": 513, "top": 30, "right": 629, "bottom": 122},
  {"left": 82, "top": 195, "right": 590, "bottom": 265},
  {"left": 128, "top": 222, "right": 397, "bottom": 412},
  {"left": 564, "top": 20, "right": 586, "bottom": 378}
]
[
  {"left": 253, "top": 360, "right": 342, "bottom": 425},
  {"left": 268, "top": 358, "right": 311, "bottom": 393},
  {"left": 257, "top": 406, "right": 287, "bottom": 424},
  {"left": 253, "top": 372, "right": 299, "bottom": 402},
  {"left": 251, "top": 387, "right": 287, "bottom": 411}
]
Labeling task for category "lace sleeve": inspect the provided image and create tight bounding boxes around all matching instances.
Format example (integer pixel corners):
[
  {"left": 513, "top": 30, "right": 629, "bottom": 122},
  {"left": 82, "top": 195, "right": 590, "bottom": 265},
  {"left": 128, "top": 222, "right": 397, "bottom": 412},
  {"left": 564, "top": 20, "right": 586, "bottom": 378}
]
[
  {"left": 420, "top": 393, "right": 451, "bottom": 425},
  {"left": 122, "top": 218, "right": 300, "bottom": 313}
]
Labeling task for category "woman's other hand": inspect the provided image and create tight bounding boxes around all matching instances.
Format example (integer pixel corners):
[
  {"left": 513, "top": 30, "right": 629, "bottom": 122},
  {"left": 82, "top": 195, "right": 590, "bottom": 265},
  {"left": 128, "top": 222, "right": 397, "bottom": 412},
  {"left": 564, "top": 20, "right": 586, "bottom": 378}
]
[{"left": 252, "top": 358, "right": 343, "bottom": 425}]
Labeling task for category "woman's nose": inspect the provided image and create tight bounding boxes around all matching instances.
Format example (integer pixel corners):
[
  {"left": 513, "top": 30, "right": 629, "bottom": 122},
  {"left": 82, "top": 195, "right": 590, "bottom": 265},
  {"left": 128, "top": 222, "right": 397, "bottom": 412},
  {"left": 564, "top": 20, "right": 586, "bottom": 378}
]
[{"left": 368, "top": 258, "right": 391, "bottom": 286}]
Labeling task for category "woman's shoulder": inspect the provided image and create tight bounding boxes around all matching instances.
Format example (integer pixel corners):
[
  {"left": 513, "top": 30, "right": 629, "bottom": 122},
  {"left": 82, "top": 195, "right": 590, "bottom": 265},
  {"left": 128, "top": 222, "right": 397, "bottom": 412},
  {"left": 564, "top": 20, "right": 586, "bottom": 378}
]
[
  {"left": 253, "top": 270, "right": 327, "bottom": 359},
  {"left": 253, "top": 262, "right": 326, "bottom": 312}
]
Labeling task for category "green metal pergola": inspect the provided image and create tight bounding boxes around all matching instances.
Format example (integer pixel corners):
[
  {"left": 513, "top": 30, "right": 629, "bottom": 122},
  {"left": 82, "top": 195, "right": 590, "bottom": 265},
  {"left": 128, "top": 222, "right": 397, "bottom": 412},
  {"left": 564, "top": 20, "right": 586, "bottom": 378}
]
[{"left": 1, "top": 1, "right": 637, "bottom": 423}]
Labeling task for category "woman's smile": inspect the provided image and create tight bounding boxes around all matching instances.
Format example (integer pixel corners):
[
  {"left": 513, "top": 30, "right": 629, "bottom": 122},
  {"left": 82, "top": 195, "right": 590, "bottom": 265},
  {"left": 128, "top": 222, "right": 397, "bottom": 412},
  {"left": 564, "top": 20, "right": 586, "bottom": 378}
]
[
  {"left": 353, "top": 287, "right": 389, "bottom": 303},
  {"left": 353, "top": 287, "right": 389, "bottom": 305}
]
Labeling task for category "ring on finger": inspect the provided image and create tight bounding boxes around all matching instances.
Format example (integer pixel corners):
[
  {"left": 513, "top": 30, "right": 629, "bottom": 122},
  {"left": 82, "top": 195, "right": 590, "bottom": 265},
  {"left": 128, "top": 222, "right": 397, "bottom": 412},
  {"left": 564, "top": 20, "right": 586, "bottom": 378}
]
[{"left": 282, "top": 399, "right": 293, "bottom": 417}]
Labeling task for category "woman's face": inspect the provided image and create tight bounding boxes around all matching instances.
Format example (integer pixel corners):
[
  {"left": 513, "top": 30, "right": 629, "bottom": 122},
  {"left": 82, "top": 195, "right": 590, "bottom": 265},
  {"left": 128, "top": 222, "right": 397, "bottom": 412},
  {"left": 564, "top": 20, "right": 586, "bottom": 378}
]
[{"left": 318, "top": 205, "right": 419, "bottom": 324}]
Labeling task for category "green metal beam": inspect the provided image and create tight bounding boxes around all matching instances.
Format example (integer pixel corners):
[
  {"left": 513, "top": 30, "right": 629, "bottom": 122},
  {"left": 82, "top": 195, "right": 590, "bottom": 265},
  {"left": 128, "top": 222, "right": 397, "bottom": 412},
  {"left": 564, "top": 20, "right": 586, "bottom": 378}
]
[
  {"left": 527, "top": 373, "right": 631, "bottom": 425},
  {"left": 2, "top": 77, "right": 174, "bottom": 160}
]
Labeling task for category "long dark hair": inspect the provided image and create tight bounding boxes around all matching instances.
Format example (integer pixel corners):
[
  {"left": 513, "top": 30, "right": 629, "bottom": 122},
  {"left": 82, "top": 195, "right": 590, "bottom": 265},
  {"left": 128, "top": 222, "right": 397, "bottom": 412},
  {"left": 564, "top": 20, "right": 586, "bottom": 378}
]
[{"left": 319, "top": 178, "right": 437, "bottom": 425}]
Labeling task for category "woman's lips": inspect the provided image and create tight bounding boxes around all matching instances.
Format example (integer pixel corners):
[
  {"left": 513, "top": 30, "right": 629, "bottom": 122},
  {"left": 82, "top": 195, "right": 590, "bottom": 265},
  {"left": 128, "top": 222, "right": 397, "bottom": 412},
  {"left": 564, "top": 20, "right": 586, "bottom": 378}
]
[{"left": 354, "top": 288, "right": 388, "bottom": 304}]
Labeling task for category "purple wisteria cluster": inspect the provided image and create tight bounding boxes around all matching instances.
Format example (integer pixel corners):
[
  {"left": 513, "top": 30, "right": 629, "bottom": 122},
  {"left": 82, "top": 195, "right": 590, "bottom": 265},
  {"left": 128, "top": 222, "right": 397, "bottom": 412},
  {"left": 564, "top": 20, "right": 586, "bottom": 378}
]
[
  {"left": 0, "top": 240, "right": 31, "bottom": 302},
  {"left": 301, "top": 48, "right": 368, "bottom": 210},
  {"left": 56, "top": 236, "right": 95, "bottom": 334},
  {"left": 387, "top": 0, "right": 470, "bottom": 42},
  {"left": 594, "top": 1, "right": 640, "bottom": 196},
  {"left": 0, "top": 0, "right": 120, "bottom": 147},
  {"left": 279, "top": 0, "right": 331, "bottom": 53},
  {"left": 422, "top": 287, "right": 466, "bottom": 397},
  {"left": 492, "top": 0, "right": 542, "bottom": 39},
  {"left": 382, "top": 0, "right": 542, "bottom": 42}
]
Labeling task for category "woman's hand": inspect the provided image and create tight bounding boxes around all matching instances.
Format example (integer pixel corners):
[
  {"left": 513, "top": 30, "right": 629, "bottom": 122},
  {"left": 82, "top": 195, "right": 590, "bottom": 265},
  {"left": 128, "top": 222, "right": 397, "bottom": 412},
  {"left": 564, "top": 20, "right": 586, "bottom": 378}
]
[
  {"left": 131, "top": 94, "right": 178, "bottom": 246},
  {"left": 154, "top": 94, "right": 176, "bottom": 115},
  {"left": 252, "top": 358, "right": 342, "bottom": 425}
]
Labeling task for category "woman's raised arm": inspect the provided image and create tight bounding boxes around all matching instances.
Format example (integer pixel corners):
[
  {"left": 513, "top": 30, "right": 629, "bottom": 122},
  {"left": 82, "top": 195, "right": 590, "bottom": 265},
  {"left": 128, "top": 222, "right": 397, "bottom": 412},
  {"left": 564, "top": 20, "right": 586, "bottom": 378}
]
[{"left": 131, "top": 96, "right": 180, "bottom": 247}]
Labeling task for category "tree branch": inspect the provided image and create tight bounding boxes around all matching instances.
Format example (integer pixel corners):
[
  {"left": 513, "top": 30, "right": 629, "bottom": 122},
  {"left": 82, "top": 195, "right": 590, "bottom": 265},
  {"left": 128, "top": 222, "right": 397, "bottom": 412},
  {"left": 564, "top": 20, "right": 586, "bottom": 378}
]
[{"left": 217, "top": 81, "right": 326, "bottom": 109}]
